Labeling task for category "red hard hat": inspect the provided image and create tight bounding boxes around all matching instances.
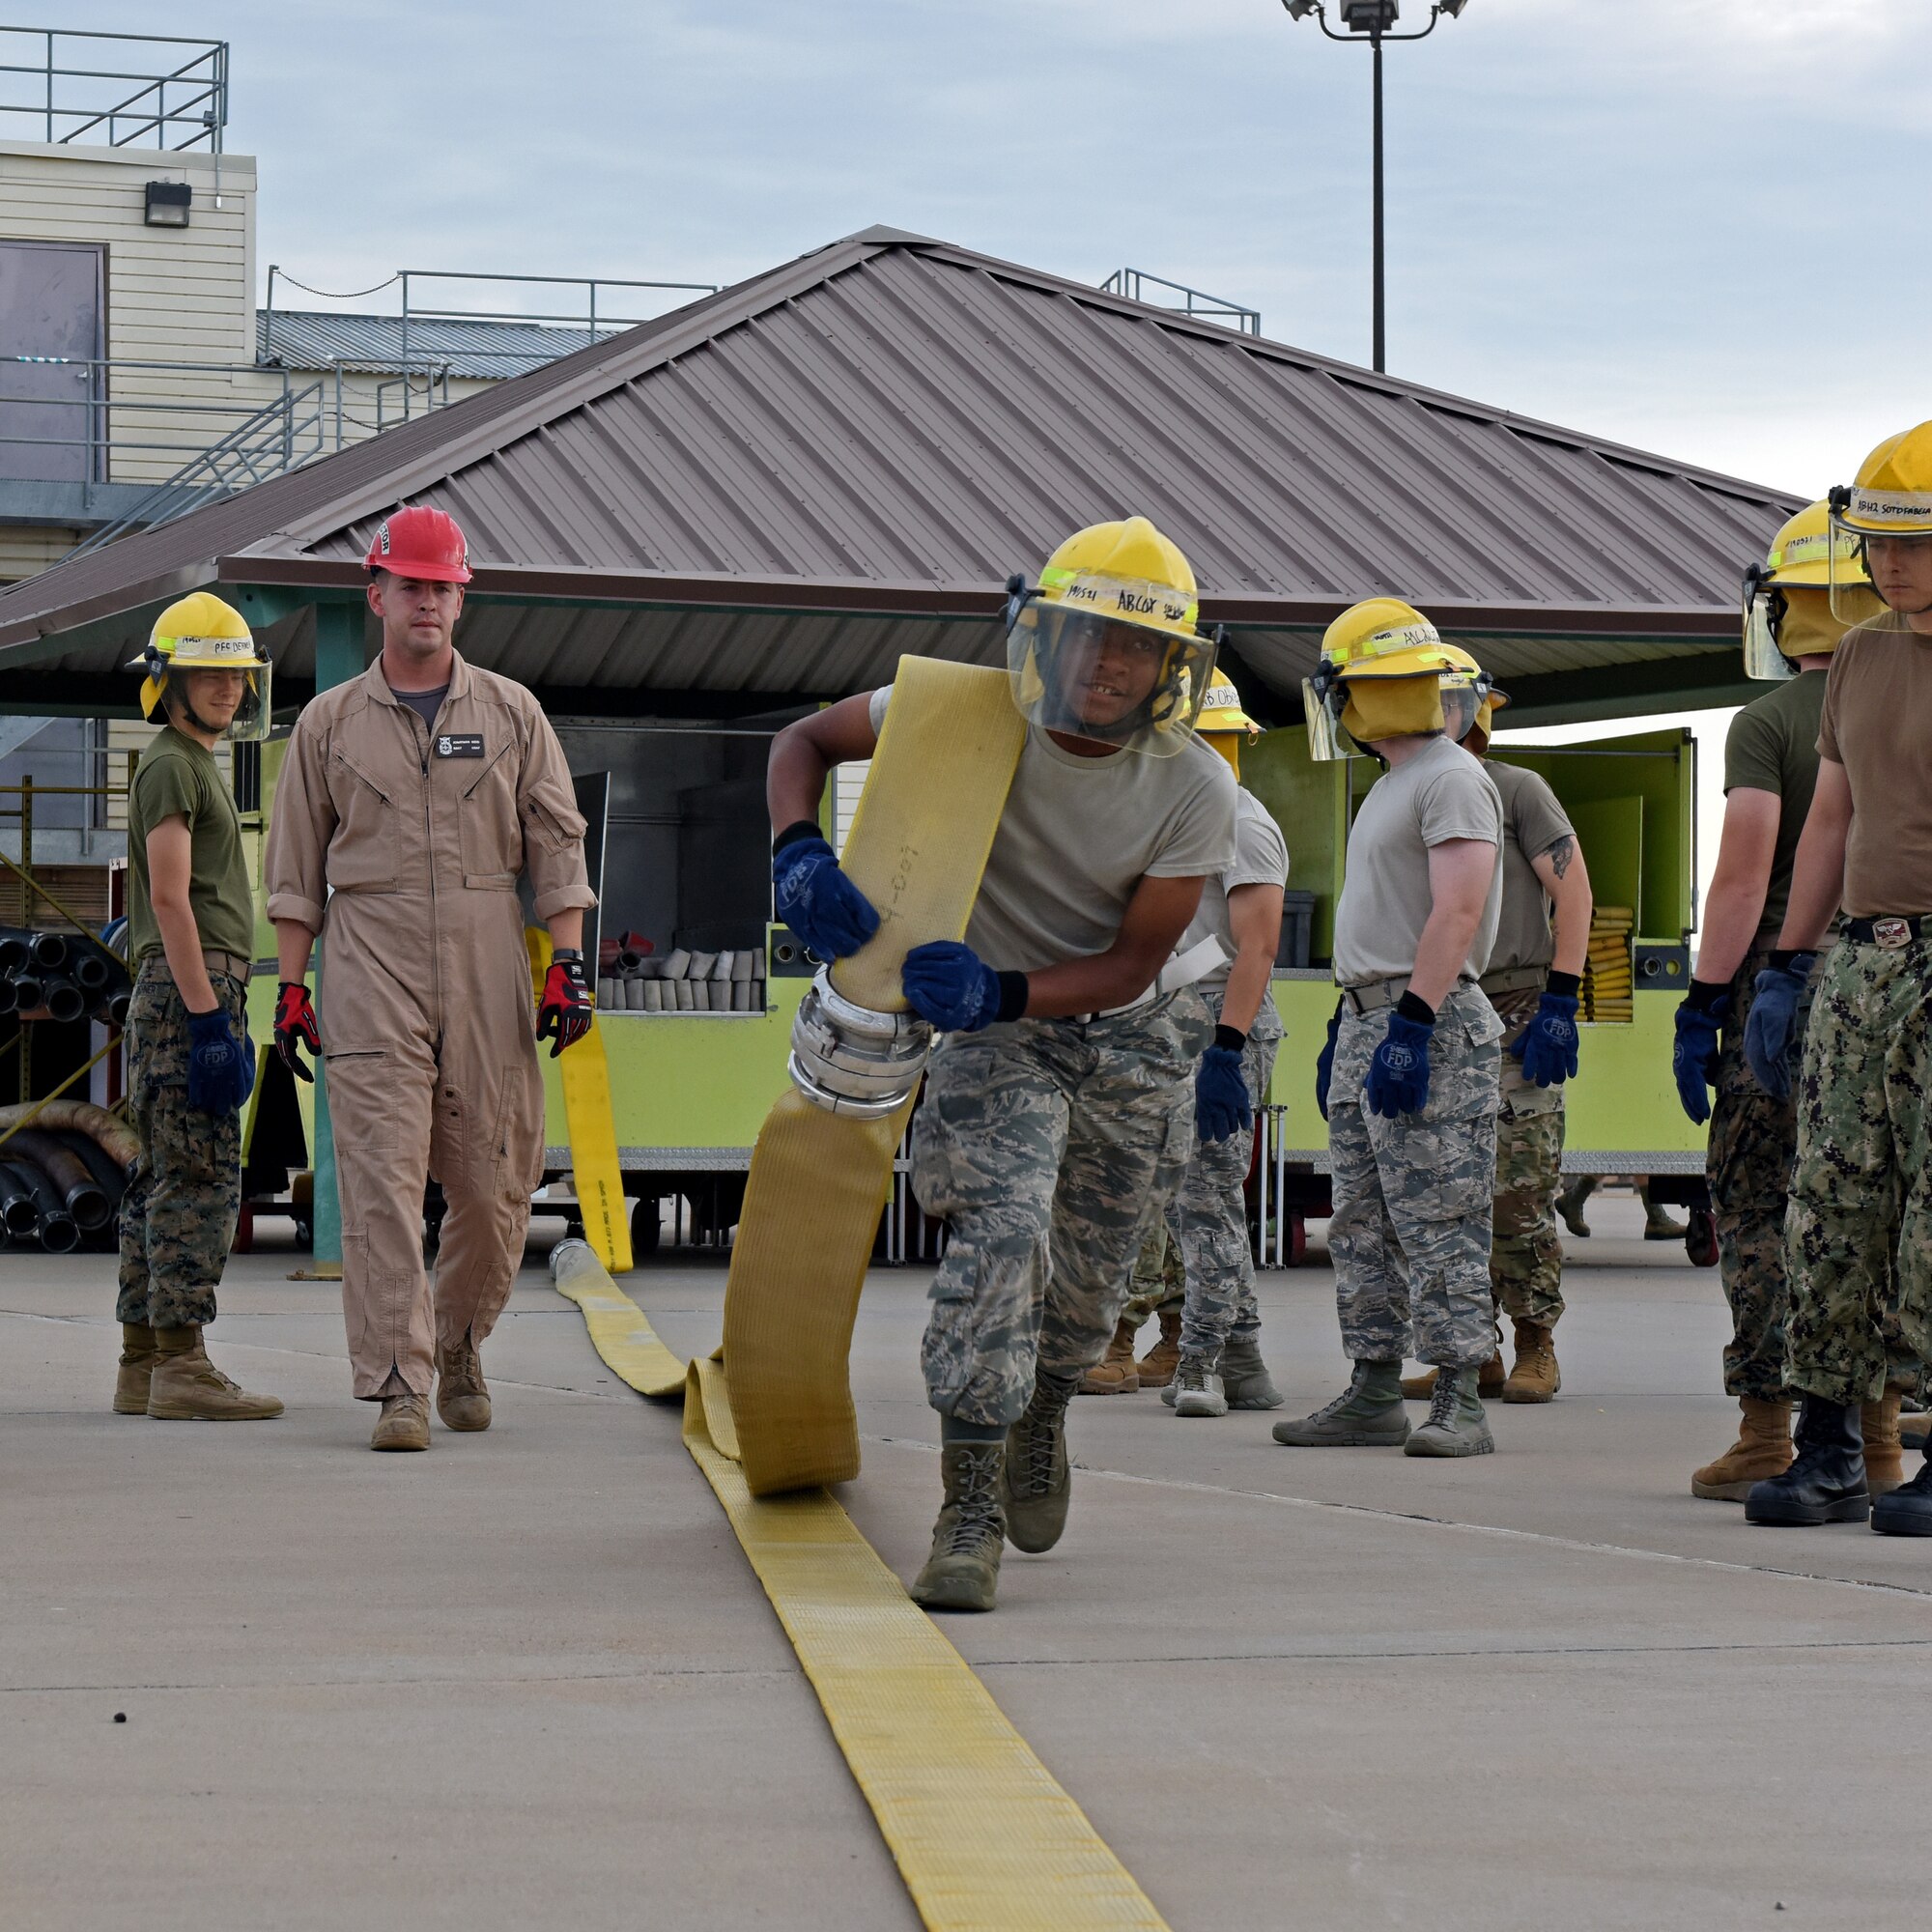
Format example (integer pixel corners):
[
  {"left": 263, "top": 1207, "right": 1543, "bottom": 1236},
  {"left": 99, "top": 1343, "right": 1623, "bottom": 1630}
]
[{"left": 364, "top": 505, "right": 471, "bottom": 583}]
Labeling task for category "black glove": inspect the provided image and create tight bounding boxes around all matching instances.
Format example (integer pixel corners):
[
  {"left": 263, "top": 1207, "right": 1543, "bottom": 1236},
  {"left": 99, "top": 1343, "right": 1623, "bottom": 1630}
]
[
  {"left": 274, "top": 980, "right": 320, "bottom": 1083},
  {"left": 185, "top": 1007, "right": 255, "bottom": 1116},
  {"left": 536, "top": 949, "right": 594, "bottom": 1057}
]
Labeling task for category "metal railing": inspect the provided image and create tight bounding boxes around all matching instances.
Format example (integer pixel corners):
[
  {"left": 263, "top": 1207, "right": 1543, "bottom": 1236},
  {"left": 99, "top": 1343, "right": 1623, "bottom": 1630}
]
[
  {"left": 0, "top": 355, "right": 323, "bottom": 481},
  {"left": 67, "top": 377, "right": 330, "bottom": 555},
  {"left": 0, "top": 27, "right": 226, "bottom": 151},
  {"left": 1102, "top": 268, "right": 1262, "bottom": 337},
  {"left": 261, "top": 265, "right": 724, "bottom": 370}
]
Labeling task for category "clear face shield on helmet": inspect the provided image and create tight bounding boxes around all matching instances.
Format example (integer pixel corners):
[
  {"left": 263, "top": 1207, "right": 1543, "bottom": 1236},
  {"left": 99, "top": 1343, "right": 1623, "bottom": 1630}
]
[
  {"left": 1006, "top": 577, "right": 1217, "bottom": 754},
  {"left": 140, "top": 639, "right": 274, "bottom": 745},
  {"left": 1742, "top": 563, "right": 1797, "bottom": 682},
  {"left": 1301, "top": 662, "right": 1492, "bottom": 762}
]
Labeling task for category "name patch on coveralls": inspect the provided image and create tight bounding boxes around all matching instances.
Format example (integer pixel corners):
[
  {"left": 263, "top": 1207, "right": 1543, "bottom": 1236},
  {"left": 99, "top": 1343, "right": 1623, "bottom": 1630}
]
[{"left": 434, "top": 734, "right": 485, "bottom": 758}]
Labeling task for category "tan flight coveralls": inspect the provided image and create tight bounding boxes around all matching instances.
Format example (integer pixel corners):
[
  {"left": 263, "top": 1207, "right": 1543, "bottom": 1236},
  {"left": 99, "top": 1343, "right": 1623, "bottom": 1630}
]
[{"left": 265, "top": 652, "right": 594, "bottom": 1398}]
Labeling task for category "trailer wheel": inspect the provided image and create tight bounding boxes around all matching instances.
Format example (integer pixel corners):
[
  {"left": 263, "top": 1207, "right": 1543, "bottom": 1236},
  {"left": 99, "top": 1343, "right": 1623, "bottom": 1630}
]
[
  {"left": 292, "top": 1212, "right": 313, "bottom": 1253},
  {"left": 631, "top": 1196, "right": 662, "bottom": 1257},
  {"left": 1686, "top": 1206, "right": 1719, "bottom": 1268},
  {"left": 1286, "top": 1210, "right": 1307, "bottom": 1269}
]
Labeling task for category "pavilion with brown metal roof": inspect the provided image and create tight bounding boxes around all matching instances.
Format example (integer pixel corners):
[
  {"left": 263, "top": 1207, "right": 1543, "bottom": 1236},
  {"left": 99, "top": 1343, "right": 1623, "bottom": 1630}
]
[{"left": 0, "top": 224, "right": 1798, "bottom": 726}]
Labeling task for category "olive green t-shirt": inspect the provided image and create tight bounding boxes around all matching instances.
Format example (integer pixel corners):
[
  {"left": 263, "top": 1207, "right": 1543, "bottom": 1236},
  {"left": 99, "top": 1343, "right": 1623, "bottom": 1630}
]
[
  {"left": 1723, "top": 669, "right": 1829, "bottom": 943},
  {"left": 127, "top": 726, "right": 255, "bottom": 969},
  {"left": 1484, "top": 759, "right": 1574, "bottom": 975}
]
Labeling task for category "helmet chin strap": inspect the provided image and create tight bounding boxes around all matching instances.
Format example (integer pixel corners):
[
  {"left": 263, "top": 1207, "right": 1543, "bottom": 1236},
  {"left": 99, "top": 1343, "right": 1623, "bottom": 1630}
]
[{"left": 164, "top": 683, "right": 223, "bottom": 740}]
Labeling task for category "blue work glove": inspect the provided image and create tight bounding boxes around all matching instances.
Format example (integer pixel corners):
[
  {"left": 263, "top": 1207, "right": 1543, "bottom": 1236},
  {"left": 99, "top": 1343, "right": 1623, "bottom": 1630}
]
[
  {"left": 1196, "top": 1026, "right": 1252, "bottom": 1143},
  {"left": 901, "top": 941, "right": 1027, "bottom": 1034},
  {"left": 1315, "top": 997, "right": 1343, "bottom": 1122},
  {"left": 1743, "top": 952, "right": 1815, "bottom": 1101},
  {"left": 1364, "top": 998, "right": 1434, "bottom": 1119},
  {"left": 772, "top": 822, "right": 880, "bottom": 961},
  {"left": 185, "top": 1007, "right": 255, "bottom": 1116},
  {"left": 1671, "top": 980, "right": 1729, "bottom": 1125},
  {"left": 1510, "top": 974, "right": 1581, "bottom": 1088}
]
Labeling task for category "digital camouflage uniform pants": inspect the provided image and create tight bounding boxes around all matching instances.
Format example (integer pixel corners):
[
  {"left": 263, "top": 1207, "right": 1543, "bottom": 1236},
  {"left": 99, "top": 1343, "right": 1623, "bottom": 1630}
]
[
  {"left": 1326, "top": 985, "right": 1503, "bottom": 1369},
  {"left": 911, "top": 995, "right": 1195, "bottom": 1431},
  {"left": 1174, "top": 988, "right": 1282, "bottom": 1359},
  {"left": 1490, "top": 983, "right": 1565, "bottom": 1327},
  {"left": 1121, "top": 1222, "right": 1184, "bottom": 1328},
  {"left": 1786, "top": 937, "right": 1932, "bottom": 1406},
  {"left": 116, "top": 965, "right": 247, "bottom": 1331},
  {"left": 1706, "top": 947, "right": 1803, "bottom": 1401}
]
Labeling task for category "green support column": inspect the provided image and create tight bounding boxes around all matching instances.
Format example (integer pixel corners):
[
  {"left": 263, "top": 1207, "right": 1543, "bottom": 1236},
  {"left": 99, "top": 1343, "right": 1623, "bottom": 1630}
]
[{"left": 305, "top": 600, "right": 364, "bottom": 1271}]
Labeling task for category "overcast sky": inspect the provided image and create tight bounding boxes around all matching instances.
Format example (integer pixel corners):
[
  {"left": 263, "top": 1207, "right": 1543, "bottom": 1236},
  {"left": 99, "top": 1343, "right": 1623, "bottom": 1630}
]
[{"left": 45, "top": 0, "right": 1932, "bottom": 499}]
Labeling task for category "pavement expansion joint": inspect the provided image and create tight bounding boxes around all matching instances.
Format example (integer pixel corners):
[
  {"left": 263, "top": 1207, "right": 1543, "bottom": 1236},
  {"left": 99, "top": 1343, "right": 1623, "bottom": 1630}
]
[{"left": 867, "top": 1435, "right": 1932, "bottom": 1603}]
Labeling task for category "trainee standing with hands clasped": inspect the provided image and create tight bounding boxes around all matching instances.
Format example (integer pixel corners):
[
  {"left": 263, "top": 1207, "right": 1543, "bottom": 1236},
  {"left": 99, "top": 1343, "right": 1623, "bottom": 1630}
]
[{"left": 264, "top": 506, "right": 595, "bottom": 1453}]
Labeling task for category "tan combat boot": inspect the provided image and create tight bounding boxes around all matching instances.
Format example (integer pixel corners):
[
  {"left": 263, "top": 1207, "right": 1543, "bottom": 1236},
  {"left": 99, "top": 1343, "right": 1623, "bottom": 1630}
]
[
  {"left": 147, "top": 1328, "right": 285, "bottom": 1421},
  {"left": 1135, "top": 1309, "right": 1183, "bottom": 1390},
  {"left": 1690, "top": 1396, "right": 1792, "bottom": 1500},
  {"left": 1863, "top": 1393, "right": 1905, "bottom": 1496},
  {"left": 1078, "top": 1320, "right": 1141, "bottom": 1395},
  {"left": 1402, "top": 1353, "right": 1505, "bottom": 1401},
  {"left": 435, "top": 1330, "right": 492, "bottom": 1432},
  {"left": 372, "top": 1392, "right": 431, "bottom": 1452},
  {"left": 1502, "top": 1320, "right": 1561, "bottom": 1404},
  {"left": 910, "top": 1443, "right": 1006, "bottom": 1613},
  {"left": 115, "top": 1323, "right": 158, "bottom": 1415}
]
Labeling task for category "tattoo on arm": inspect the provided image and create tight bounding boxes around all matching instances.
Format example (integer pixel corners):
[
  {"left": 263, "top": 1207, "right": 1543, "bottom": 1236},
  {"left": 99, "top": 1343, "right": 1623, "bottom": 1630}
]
[{"left": 1548, "top": 835, "right": 1575, "bottom": 880}]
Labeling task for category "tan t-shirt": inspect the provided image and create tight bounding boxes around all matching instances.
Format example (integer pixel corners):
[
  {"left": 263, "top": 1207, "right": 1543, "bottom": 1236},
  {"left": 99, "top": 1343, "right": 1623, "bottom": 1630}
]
[
  {"left": 1484, "top": 759, "right": 1574, "bottom": 975},
  {"left": 867, "top": 683, "right": 1236, "bottom": 971},
  {"left": 1816, "top": 624, "right": 1932, "bottom": 916},
  {"left": 1332, "top": 735, "right": 1502, "bottom": 985},
  {"left": 1181, "top": 787, "right": 1290, "bottom": 999}
]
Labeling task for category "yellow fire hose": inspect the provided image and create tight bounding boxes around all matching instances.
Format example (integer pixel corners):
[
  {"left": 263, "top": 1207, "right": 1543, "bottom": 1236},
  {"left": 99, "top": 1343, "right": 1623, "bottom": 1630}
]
[{"left": 553, "top": 658, "right": 1170, "bottom": 1930}]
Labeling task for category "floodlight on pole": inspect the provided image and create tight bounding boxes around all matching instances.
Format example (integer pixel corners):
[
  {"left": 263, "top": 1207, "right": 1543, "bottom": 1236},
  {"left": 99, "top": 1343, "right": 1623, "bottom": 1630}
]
[{"left": 1278, "top": 0, "right": 1470, "bottom": 374}]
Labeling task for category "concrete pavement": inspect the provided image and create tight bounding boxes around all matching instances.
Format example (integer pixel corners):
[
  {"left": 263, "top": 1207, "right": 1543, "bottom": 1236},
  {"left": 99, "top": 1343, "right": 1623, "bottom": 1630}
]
[{"left": 6, "top": 1194, "right": 1928, "bottom": 1930}]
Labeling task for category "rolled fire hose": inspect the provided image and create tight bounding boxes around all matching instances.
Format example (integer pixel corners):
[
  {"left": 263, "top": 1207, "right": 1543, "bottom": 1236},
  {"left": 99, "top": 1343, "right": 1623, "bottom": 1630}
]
[
  {"left": 27, "top": 930, "right": 67, "bottom": 970},
  {"left": 0, "top": 1099, "right": 142, "bottom": 1174},
  {"left": 71, "top": 948, "right": 112, "bottom": 994},
  {"left": 718, "top": 656, "right": 1027, "bottom": 1495},
  {"left": 0, "top": 928, "right": 28, "bottom": 973},
  {"left": 52, "top": 1128, "right": 128, "bottom": 1204},
  {"left": 3, "top": 1126, "right": 109, "bottom": 1231},
  {"left": 0, "top": 977, "right": 14, "bottom": 1017},
  {"left": 34, "top": 975, "right": 85, "bottom": 1025},
  {"left": 10, "top": 972, "right": 42, "bottom": 1010}
]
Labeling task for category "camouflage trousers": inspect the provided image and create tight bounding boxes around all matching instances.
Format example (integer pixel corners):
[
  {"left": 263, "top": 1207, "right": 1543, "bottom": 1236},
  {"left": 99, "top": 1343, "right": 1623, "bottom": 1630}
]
[
  {"left": 1175, "top": 992, "right": 1282, "bottom": 1358},
  {"left": 1122, "top": 1221, "right": 1184, "bottom": 1328},
  {"left": 1326, "top": 985, "right": 1503, "bottom": 1369},
  {"left": 1490, "top": 984, "right": 1565, "bottom": 1327},
  {"left": 116, "top": 965, "right": 246, "bottom": 1331},
  {"left": 1787, "top": 936, "right": 1932, "bottom": 1406},
  {"left": 1706, "top": 948, "right": 1800, "bottom": 1401},
  {"left": 911, "top": 995, "right": 1195, "bottom": 1429}
]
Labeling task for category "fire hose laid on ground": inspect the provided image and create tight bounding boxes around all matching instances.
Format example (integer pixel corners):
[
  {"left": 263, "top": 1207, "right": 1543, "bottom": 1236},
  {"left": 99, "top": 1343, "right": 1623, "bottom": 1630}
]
[{"left": 552, "top": 658, "right": 1171, "bottom": 1932}]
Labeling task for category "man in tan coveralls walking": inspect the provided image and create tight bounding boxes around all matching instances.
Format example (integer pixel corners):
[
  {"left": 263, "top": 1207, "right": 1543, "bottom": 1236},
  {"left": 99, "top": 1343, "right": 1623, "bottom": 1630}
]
[{"left": 265, "top": 506, "right": 596, "bottom": 1451}]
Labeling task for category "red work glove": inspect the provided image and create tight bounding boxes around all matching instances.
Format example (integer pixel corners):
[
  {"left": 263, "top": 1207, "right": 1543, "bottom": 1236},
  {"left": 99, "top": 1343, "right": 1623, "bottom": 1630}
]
[
  {"left": 536, "top": 949, "right": 593, "bottom": 1058},
  {"left": 274, "top": 980, "right": 320, "bottom": 1083}
]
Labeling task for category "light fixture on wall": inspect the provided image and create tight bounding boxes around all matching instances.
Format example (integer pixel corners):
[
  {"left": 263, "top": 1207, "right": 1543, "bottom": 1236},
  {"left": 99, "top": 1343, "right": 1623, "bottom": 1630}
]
[{"left": 143, "top": 181, "right": 192, "bottom": 228}]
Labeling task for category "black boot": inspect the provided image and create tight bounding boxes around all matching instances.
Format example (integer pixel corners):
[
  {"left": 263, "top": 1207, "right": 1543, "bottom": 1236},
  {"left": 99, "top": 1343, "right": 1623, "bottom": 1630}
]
[
  {"left": 1872, "top": 1448, "right": 1932, "bottom": 1537},
  {"left": 1744, "top": 1395, "right": 1869, "bottom": 1526}
]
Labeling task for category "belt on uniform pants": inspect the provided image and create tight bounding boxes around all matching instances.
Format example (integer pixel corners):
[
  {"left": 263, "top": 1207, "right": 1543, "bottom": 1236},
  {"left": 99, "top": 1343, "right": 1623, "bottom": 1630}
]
[
  {"left": 1843, "top": 915, "right": 1932, "bottom": 949},
  {"left": 1343, "top": 973, "right": 1477, "bottom": 1016},
  {"left": 1478, "top": 964, "right": 1547, "bottom": 999},
  {"left": 1075, "top": 932, "right": 1229, "bottom": 1024},
  {"left": 138, "top": 950, "right": 252, "bottom": 985}
]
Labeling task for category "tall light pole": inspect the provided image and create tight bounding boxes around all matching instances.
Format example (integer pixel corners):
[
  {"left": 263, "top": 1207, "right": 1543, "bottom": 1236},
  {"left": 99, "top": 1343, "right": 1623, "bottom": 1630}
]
[{"left": 1281, "top": 1, "right": 1470, "bottom": 374}]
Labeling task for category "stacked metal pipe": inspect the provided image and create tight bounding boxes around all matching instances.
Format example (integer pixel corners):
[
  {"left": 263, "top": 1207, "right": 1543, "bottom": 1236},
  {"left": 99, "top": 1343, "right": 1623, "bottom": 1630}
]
[
  {"left": 595, "top": 945, "right": 767, "bottom": 1014},
  {"left": 0, "top": 925, "right": 131, "bottom": 1028},
  {"left": 0, "top": 1100, "right": 140, "bottom": 1252}
]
